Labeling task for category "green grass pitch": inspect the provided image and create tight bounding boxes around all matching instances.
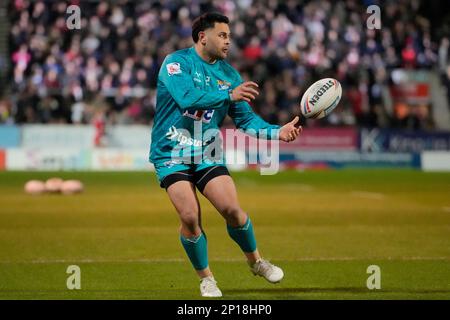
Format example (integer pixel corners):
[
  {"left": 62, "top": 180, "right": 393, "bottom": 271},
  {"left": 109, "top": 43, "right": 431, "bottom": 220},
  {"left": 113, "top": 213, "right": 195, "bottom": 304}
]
[{"left": 0, "top": 169, "right": 449, "bottom": 300}]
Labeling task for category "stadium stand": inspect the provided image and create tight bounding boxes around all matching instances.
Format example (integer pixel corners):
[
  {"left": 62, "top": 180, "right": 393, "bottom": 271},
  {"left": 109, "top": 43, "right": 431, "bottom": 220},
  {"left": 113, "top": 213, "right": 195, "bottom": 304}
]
[{"left": 1, "top": 0, "right": 449, "bottom": 130}]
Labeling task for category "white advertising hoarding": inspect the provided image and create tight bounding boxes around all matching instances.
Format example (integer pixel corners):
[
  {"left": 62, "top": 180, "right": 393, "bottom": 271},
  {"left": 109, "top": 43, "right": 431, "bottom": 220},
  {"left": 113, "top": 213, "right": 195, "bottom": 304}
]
[
  {"left": 421, "top": 151, "right": 450, "bottom": 171},
  {"left": 20, "top": 125, "right": 151, "bottom": 149},
  {"left": 22, "top": 125, "right": 95, "bottom": 148},
  {"left": 91, "top": 149, "right": 153, "bottom": 171},
  {"left": 105, "top": 125, "right": 151, "bottom": 148},
  {"left": 5, "top": 148, "right": 154, "bottom": 171},
  {"left": 6, "top": 148, "right": 91, "bottom": 170}
]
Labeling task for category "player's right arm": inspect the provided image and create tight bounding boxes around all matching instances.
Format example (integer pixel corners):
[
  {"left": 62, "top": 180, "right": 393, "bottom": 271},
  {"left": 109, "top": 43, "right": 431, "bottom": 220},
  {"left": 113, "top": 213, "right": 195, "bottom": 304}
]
[{"left": 160, "top": 54, "right": 229, "bottom": 111}]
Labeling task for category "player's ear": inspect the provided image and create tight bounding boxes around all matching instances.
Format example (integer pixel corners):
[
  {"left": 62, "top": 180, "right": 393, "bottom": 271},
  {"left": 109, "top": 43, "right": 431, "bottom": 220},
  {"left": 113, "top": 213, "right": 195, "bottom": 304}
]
[{"left": 199, "top": 31, "right": 207, "bottom": 45}]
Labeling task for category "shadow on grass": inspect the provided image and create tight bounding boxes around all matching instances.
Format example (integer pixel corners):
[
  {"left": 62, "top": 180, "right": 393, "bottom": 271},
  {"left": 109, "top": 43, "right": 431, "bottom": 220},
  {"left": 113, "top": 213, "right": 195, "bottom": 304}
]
[
  {"left": 1, "top": 287, "right": 449, "bottom": 300},
  {"left": 225, "top": 287, "right": 450, "bottom": 295},
  {"left": 1, "top": 287, "right": 449, "bottom": 294}
]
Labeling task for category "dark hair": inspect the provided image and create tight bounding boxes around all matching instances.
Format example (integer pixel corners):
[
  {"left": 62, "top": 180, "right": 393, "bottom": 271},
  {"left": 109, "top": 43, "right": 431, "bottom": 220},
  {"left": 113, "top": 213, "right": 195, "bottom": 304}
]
[{"left": 191, "top": 12, "right": 229, "bottom": 43}]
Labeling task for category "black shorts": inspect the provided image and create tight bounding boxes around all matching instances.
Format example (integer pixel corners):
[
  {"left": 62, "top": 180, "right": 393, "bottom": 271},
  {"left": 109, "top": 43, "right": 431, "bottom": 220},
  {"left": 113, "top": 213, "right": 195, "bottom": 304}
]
[{"left": 160, "top": 165, "right": 230, "bottom": 193}]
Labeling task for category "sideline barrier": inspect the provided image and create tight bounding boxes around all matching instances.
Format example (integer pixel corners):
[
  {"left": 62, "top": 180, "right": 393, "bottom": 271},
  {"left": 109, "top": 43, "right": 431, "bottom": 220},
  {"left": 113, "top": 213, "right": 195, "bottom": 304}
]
[
  {"left": 421, "top": 151, "right": 450, "bottom": 171},
  {"left": 360, "top": 129, "right": 450, "bottom": 152},
  {"left": 0, "top": 125, "right": 20, "bottom": 148},
  {"left": 0, "top": 149, "right": 5, "bottom": 170},
  {"left": 1, "top": 125, "right": 450, "bottom": 171},
  {"left": 4, "top": 148, "right": 153, "bottom": 171},
  {"left": 20, "top": 125, "right": 151, "bottom": 148},
  {"left": 2, "top": 147, "right": 420, "bottom": 171}
]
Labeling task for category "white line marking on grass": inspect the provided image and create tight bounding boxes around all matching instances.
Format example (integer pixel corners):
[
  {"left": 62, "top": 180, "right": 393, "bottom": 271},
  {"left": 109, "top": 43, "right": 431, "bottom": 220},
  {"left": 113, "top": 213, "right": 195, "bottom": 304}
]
[
  {"left": 351, "top": 191, "right": 385, "bottom": 200},
  {"left": 1, "top": 256, "right": 449, "bottom": 264}
]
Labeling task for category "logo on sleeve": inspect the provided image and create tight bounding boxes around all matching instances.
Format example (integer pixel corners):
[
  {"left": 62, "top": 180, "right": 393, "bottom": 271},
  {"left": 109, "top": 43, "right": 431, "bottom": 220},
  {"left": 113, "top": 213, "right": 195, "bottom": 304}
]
[
  {"left": 167, "top": 62, "right": 181, "bottom": 76},
  {"left": 217, "top": 80, "right": 231, "bottom": 90}
]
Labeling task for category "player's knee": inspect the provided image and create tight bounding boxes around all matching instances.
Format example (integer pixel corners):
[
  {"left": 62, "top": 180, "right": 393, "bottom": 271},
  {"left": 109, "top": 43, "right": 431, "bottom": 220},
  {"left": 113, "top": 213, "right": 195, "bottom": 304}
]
[
  {"left": 179, "top": 224, "right": 201, "bottom": 238},
  {"left": 221, "top": 206, "right": 246, "bottom": 226},
  {"left": 179, "top": 209, "right": 200, "bottom": 228}
]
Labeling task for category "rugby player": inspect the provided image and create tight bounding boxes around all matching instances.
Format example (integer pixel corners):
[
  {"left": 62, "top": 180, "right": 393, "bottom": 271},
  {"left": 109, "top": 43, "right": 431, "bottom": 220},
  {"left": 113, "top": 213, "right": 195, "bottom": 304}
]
[{"left": 150, "top": 12, "right": 301, "bottom": 297}]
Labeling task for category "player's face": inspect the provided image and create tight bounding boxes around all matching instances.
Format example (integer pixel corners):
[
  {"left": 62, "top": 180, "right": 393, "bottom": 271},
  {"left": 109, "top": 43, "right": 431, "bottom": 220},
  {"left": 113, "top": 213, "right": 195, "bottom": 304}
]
[{"left": 204, "top": 23, "right": 231, "bottom": 60}]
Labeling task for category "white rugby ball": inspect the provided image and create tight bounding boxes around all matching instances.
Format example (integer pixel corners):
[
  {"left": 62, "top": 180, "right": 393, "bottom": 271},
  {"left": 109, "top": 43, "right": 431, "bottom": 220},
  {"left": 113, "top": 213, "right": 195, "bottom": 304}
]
[
  {"left": 300, "top": 78, "right": 342, "bottom": 119},
  {"left": 45, "top": 177, "right": 63, "bottom": 193},
  {"left": 61, "top": 180, "right": 84, "bottom": 195},
  {"left": 24, "top": 180, "right": 46, "bottom": 195}
]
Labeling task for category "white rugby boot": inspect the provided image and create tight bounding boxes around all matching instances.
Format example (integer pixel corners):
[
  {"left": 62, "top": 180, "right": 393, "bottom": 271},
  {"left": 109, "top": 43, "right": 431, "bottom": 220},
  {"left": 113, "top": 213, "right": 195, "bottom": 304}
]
[
  {"left": 249, "top": 258, "right": 284, "bottom": 283},
  {"left": 200, "top": 276, "right": 223, "bottom": 298}
]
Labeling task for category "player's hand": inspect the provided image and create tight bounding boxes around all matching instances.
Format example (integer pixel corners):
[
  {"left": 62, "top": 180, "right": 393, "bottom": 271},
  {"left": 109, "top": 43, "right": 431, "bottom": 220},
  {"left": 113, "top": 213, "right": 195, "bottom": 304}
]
[
  {"left": 230, "top": 81, "right": 259, "bottom": 103},
  {"left": 279, "top": 116, "right": 302, "bottom": 143}
]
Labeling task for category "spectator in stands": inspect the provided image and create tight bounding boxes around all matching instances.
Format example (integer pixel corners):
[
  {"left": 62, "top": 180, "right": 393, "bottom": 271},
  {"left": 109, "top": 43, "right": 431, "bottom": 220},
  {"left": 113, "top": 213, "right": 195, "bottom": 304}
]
[{"left": 2, "top": 0, "right": 446, "bottom": 129}]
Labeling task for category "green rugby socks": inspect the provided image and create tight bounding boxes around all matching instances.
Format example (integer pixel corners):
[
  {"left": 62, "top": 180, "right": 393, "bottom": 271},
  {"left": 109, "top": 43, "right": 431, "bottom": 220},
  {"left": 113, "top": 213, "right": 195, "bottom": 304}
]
[
  {"left": 180, "top": 217, "right": 257, "bottom": 270},
  {"left": 180, "top": 232, "right": 209, "bottom": 270},
  {"left": 227, "top": 217, "right": 257, "bottom": 253}
]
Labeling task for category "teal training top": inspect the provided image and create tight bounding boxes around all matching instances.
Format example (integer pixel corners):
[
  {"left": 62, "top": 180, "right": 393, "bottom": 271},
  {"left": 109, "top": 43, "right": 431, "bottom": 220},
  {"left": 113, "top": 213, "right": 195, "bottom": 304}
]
[{"left": 149, "top": 46, "right": 280, "bottom": 165}]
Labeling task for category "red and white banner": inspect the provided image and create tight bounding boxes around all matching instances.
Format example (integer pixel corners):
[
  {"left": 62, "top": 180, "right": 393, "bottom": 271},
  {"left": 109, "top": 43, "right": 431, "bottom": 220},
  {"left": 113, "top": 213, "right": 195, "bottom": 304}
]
[
  {"left": 279, "top": 127, "right": 358, "bottom": 151},
  {"left": 0, "top": 149, "right": 5, "bottom": 170},
  {"left": 220, "top": 127, "right": 358, "bottom": 152}
]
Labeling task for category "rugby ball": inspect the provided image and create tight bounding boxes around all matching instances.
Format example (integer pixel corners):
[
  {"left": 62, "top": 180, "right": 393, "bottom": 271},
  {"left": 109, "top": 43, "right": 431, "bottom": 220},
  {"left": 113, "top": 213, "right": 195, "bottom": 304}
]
[
  {"left": 45, "top": 177, "right": 63, "bottom": 193},
  {"left": 24, "top": 180, "right": 46, "bottom": 195},
  {"left": 300, "top": 78, "right": 342, "bottom": 119},
  {"left": 61, "top": 180, "right": 84, "bottom": 195}
]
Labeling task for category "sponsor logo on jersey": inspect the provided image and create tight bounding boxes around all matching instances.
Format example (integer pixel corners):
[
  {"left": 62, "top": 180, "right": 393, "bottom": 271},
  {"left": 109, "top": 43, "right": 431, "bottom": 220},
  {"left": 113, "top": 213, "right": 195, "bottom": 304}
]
[
  {"left": 165, "top": 126, "right": 206, "bottom": 147},
  {"left": 217, "top": 80, "right": 231, "bottom": 90},
  {"left": 193, "top": 71, "right": 202, "bottom": 83},
  {"left": 183, "top": 109, "right": 215, "bottom": 123},
  {"left": 163, "top": 159, "right": 182, "bottom": 168},
  {"left": 166, "top": 62, "right": 181, "bottom": 75}
]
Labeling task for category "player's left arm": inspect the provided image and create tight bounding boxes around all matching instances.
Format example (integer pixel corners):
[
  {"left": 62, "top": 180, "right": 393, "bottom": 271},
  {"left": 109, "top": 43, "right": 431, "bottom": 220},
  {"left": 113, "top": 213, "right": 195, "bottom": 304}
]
[
  {"left": 279, "top": 116, "right": 302, "bottom": 142},
  {"left": 228, "top": 101, "right": 302, "bottom": 142}
]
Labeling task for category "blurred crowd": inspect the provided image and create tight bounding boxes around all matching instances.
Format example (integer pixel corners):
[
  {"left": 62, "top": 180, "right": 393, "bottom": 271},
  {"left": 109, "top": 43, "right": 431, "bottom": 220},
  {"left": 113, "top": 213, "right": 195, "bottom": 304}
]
[{"left": 1, "top": 0, "right": 449, "bottom": 131}]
